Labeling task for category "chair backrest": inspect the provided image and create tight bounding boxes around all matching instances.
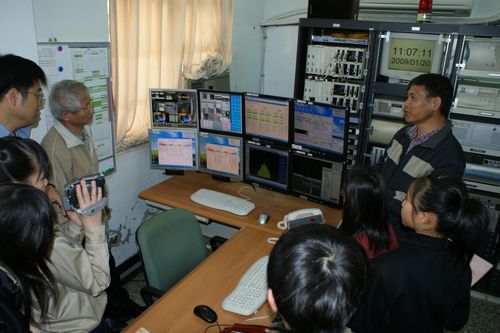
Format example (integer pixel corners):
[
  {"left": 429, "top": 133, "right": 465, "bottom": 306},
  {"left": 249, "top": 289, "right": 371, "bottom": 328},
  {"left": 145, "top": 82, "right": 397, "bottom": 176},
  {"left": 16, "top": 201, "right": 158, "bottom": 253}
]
[{"left": 136, "top": 208, "right": 209, "bottom": 292}]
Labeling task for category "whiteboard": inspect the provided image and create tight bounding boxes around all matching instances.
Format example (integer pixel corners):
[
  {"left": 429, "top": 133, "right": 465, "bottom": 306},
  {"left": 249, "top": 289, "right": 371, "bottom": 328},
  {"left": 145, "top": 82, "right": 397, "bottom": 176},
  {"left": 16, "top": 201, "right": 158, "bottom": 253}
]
[{"left": 37, "top": 43, "right": 116, "bottom": 175}]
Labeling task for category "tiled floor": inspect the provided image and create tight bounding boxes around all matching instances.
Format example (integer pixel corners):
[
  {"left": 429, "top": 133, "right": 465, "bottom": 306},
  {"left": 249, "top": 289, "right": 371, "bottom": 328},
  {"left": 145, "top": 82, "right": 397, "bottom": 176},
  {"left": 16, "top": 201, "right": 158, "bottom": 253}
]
[{"left": 123, "top": 272, "right": 500, "bottom": 332}]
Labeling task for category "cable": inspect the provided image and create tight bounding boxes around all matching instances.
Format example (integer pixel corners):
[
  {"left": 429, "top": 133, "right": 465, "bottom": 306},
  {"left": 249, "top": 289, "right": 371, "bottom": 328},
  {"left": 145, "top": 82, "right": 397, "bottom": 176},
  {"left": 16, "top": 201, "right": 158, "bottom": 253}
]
[
  {"left": 203, "top": 322, "right": 232, "bottom": 333},
  {"left": 277, "top": 220, "right": 287, "bottom": 231},
  {"left": 238, "top": 185, "right": 255, "bottom": 200},
  {"left": 267, "top": 237, "right": 279, "bottom": 245},
  {"left": 243, "top": 313, "right": 274, "bottom": 322}
]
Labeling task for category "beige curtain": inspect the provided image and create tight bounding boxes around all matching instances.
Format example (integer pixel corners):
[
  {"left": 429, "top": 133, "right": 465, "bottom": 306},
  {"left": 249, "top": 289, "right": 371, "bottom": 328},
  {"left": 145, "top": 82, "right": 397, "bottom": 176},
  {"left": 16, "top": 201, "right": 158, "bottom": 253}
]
[{"left": 109, "top": 0, "right": 233, "bottom": 150}]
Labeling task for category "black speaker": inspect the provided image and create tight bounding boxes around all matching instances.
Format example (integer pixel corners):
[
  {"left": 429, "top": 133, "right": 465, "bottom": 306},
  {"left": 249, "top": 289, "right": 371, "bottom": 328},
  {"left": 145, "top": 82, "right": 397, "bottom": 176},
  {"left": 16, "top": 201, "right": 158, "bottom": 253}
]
[{"left": 307, "top": 0, "right": 359, "bottom": 20}]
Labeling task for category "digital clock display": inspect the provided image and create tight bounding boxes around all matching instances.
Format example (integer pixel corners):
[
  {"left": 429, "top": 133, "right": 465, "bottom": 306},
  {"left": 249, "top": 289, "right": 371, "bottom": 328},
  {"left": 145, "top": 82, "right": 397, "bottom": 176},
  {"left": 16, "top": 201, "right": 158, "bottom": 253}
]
[{"left": 388, "top": 38, "right": 436, "bottom": 73}]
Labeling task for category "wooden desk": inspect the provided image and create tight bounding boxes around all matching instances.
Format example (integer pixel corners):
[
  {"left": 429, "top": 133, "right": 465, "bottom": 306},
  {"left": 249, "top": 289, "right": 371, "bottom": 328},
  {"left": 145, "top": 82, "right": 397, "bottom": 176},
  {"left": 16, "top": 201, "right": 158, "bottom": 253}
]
[
  {"left": 122, "top": 227, "right": 276, "bottom": 333},
  {"left": 139, "top": 172, "right": 342, "bottom": 236}
]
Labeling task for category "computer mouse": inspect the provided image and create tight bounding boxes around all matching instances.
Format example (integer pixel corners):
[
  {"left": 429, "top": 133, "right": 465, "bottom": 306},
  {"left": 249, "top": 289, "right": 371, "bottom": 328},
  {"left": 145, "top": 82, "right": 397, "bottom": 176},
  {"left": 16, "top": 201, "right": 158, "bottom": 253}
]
[
  {"left": 193, "top": 304, "right": 218, "bottom": 323},
  {"left": 258, "top": 212, "right": 270, "bottom": 225}
]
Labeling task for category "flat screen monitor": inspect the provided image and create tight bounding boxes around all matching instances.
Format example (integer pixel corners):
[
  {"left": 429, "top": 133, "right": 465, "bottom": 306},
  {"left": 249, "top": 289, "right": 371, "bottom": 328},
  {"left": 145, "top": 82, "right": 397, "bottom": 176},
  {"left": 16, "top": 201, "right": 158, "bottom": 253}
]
[
  {"left": 198, "top": 132, "right": 243, "bottom": 181},
  {"left": 148, "top": 129, "right": 197, "bottom": 170},
  {"left": 292, "top": 100, "right": 348, "bottom": 156},
  {"left": 198, "top": 89, "right": 243, "bottom": 134},
  {"left": 244, "top": 141, "right": 289, "bottom": 192},
  {"left": 291, "top": 152, "right": 344, "bottom": 207},
  {"left": 379, "top": 32, "right": 443, "bottom": 83},
  {"left": 150, "top": 89, "right": 197, "bottom": 128},
  {"left": 244, "top": 93, "right": 290, "bottom": 143}
]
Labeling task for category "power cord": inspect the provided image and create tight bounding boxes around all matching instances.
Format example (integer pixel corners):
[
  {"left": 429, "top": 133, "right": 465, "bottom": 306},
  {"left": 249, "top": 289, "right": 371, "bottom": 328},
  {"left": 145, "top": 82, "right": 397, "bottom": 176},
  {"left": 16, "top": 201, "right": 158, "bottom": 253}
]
[{"left": 238, "top": 185, "right": 255, "bottom": 200}]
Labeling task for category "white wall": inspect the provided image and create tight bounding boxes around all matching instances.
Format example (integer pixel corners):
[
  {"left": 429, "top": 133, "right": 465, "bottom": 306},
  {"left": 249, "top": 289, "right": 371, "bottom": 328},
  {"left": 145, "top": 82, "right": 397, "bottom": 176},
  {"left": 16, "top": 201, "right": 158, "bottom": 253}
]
[
  {"left": 230, "top": 0, "right": 265, "bottom": 93},
  {"left": 32, "top": 0, "right": 108, "bottom": 42},
  {"left": 230, "top": 0, "right": 307, "bottom": 97}
]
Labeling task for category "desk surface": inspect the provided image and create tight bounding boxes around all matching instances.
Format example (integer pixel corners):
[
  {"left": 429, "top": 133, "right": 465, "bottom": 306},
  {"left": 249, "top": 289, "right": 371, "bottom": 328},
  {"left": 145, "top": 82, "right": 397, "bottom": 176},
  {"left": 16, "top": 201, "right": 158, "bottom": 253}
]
[
  {"left": 122, "top": 227, "right": 276, "bottom": 333},
  {"left": 139, "top": 172, "right": 342, "bottom": 235}
]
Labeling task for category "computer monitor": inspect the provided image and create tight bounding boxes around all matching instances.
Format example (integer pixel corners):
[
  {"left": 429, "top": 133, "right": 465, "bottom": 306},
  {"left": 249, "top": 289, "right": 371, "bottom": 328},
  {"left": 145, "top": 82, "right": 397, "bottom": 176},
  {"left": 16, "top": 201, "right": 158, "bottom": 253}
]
[
  {"left": 290, "top": 152, "right": 344, "bottom": 207},
  {"left": 149, "top": 89, "right": 197, "bottom": 128},
  {"left": 244, "top": 140, "right": 290, "bottom": 192},
  {"left": 148, "top": 129, "right": 198, "bottom": 171},
  {"left": 292, "top": 100, "right": 348, "bottom": 157},
  {"left": 244, "top": 93, "right": 291, "bottom": 143},
  {"left": 198, "top": 89, "right": 243, "bottom": 134},
  {"left": 379, "top": 32, "right": 444, "bottom": 83},
  {"left": 198, "top": 131, "right": 243, "bottom": 181}
]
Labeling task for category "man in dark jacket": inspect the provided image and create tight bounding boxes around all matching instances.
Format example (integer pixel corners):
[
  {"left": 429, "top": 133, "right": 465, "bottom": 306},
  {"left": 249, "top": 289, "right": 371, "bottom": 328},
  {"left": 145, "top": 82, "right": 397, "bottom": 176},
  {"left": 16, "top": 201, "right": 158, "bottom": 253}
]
[{"left": 375, "top": 73, "right": 465, "bottom": 238}]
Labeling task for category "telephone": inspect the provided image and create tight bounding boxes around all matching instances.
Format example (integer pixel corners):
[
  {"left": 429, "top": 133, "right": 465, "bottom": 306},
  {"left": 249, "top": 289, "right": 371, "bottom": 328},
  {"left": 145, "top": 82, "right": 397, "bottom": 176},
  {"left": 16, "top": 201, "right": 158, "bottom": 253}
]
[{"left": 278, "top": 208, "right": 325, "bottom": 230}]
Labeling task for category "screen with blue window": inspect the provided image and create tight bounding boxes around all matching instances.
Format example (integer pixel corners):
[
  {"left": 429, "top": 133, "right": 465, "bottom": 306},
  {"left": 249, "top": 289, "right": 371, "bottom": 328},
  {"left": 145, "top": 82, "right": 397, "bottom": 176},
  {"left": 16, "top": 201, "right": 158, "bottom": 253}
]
[
  {"left": 198, "top": 89, "right": 242, "bottom": 134},
  {"left": 292, "top": 100, "right": 347, "bottom": 156},
  {"left": 148, "top": 129, "right": 198, "bottom": 170},
  {"left": 198, "top": 132, "right": 243, "bottom": 181},
  {"left": 244, "top": 141, "right": 289, "bottom": 192}
]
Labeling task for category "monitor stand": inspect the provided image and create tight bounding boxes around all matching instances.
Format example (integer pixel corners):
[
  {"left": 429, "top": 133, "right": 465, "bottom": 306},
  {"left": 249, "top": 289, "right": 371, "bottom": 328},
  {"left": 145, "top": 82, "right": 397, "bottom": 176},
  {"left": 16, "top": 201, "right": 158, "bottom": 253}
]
[
  {"left": 212, "top": 174, "right": 231, "bottom": 182},
  {"left": 164, "top": 169, "right": 184, "bottom": 176}
]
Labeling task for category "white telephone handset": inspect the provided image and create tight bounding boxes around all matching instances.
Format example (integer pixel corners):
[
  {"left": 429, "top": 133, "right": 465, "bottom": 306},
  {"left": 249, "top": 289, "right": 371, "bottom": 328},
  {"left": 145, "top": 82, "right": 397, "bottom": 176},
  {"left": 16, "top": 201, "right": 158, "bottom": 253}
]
[{"left": 278, "top": 208, "right": 325, "bottom": 230}]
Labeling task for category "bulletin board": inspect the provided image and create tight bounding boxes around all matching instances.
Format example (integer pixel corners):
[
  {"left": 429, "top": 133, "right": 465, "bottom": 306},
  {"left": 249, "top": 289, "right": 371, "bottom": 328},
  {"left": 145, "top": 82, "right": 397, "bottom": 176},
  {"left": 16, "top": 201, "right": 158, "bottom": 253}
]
[{"left": 37, "top": 43, "right": 116, "bottom": 175}]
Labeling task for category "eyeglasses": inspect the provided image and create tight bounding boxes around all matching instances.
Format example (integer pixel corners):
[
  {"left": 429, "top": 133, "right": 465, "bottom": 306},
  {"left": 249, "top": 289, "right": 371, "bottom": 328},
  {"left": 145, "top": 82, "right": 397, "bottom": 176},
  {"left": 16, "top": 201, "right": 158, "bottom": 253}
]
[
  {"left": 80, "top": 103, "right": 94, "bottom": 113},
  {"left": 26, "top": 90, "right": 46, "bottom": 108}
]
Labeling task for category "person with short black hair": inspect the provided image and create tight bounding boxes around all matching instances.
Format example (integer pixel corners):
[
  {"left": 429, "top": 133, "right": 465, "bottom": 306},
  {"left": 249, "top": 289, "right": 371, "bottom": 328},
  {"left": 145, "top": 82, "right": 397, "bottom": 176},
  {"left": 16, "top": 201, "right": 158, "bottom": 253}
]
[
  {"left": 349, "top": 175, "right": 488, "bottom": 333},
  {"left": 0, "top": 54, "right": 47, "bottom": 138},
  {"left": 339, "top": 167, "right": 398, "bottom": 259},
  {"left": 375, "top": 73, "right": 465, "bottom": 239},
  {"left": 267, "top": 224, "right": 368, "bottom": 333}
]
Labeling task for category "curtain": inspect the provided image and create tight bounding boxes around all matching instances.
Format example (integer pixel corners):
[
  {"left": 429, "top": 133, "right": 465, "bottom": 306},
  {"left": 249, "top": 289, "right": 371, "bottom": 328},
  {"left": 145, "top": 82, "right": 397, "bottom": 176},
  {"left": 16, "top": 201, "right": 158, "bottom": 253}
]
[{"left": 109, "top": 0, "right": 233, "bottom": 150}]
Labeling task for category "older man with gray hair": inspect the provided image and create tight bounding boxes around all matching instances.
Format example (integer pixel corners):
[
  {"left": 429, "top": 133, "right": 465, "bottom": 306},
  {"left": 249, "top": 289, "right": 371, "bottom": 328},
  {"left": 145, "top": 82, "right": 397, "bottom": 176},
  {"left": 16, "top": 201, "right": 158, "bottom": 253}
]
[{"left": 42, "top": 79, "right": 98, "bottom": 191}]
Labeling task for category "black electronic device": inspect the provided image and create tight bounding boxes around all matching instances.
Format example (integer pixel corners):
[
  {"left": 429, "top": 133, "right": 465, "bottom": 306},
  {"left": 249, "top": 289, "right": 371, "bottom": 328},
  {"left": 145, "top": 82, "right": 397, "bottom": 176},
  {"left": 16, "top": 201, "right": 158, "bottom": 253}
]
[
  {"left": 197, "top": 89, "right": 243, "bottom": 135},
  {"left": 198, "top": 131, "right": 244, "bottom": 181},
  {"left": 290, "top": 152, "right": 345, "bottom": 208},
  {"left": 292, "top": 100, "right": 348, "bottom": 157},
  {"left": 149, "top": 89, "right": 197, "bottom": 128},
  {"left": 148, "top": 128, "right": 198, "bottom": 172},
  {"left": 62, "top": 174, "right": 107, "bottom": 215},
  {"left": 307, "top": 0, "right": 359, "bottom": 19},
  {"left": 193, "top": 304, "right": 218, "bottom": 323},
  {"left": 244, "top": 139, "right": 290, "bottom": 193},
  {"left": 244, "top": 93, "right": 291, "bottom": 144}
]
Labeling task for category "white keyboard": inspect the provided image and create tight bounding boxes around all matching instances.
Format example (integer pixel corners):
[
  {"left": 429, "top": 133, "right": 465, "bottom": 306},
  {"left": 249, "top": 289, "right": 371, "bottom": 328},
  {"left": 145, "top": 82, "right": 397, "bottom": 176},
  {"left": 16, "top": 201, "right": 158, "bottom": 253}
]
[
  {"left": 222, "top": 256, "right": 269, "bottom": 316},
  {"left": 190, "top": 188, "right": 255, "bottom": 216}
]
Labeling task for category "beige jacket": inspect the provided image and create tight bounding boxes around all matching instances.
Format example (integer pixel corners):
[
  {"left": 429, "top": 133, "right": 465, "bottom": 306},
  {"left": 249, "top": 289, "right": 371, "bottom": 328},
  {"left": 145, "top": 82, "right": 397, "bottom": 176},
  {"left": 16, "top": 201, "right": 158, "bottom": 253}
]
[
  {"left": 32, "top": 223, "right": 110, "bottom": 332},
  {"left": 41, "top": 120, "right": 99, "bottom": 193}
]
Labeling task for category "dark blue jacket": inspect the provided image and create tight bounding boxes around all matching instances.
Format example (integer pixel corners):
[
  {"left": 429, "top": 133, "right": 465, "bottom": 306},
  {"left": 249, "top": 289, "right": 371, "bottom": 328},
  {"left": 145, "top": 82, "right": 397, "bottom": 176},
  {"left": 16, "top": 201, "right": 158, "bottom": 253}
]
[
  {"left": 0, "top": 268, "right": 29, "bottom": 333},
  {"left": 375, "top": 121, "right": 465, "bottom": 227},
  {"left": 349, "top": 233, "right": 471, "bottom": 333}
]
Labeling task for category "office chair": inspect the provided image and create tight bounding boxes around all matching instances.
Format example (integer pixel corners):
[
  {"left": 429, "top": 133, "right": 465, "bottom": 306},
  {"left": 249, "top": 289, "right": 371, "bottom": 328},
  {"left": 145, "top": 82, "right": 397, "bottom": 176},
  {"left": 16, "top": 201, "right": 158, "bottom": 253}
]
[{"left": 136, "top": 208, "right": 221, "bottom": 306}]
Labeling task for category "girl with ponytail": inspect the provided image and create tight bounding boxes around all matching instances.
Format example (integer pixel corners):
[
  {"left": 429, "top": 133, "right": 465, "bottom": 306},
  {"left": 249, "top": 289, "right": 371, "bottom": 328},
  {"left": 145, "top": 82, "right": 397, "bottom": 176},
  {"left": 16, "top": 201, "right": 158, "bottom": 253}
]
[{"left": 349, "top": 174, "right": 488, "bottom": 333}]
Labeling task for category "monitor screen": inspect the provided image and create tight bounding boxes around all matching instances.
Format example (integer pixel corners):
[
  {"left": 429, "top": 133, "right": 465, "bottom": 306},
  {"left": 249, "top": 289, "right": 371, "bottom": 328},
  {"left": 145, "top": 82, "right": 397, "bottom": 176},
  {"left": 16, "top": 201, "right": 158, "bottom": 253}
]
[
  {"left": 244, "top": 93, "right": 290, "bottom": 143},
  {"left": 291, "top": 152, "right": 344, "bottom": 207},
  {"left": 244, "top": 141, "right": 289, "bottom": 192},
  {"left": 292, "top": 100, "right": 347, "bottom": 156},
  {"left": 149, "top": 129, "right": 198, "bottom": 170},
  {"left": 150, "top": 89, "right": 197, "bottom": 128},
  {"left": 198, "top": 90, "right": 243, "bottom": 134},
  {"left": 379, "top": 32, "right": 443, "bottom": 83},
  {"left": 198, "top": 132, "right": 243, "bottom": 180}
]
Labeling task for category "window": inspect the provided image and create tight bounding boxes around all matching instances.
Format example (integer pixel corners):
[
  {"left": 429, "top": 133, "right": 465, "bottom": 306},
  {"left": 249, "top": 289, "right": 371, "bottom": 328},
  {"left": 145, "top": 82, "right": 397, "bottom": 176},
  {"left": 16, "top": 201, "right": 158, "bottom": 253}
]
[{"left": 109, "top": 0, "right": 233, "bottom": 150}]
